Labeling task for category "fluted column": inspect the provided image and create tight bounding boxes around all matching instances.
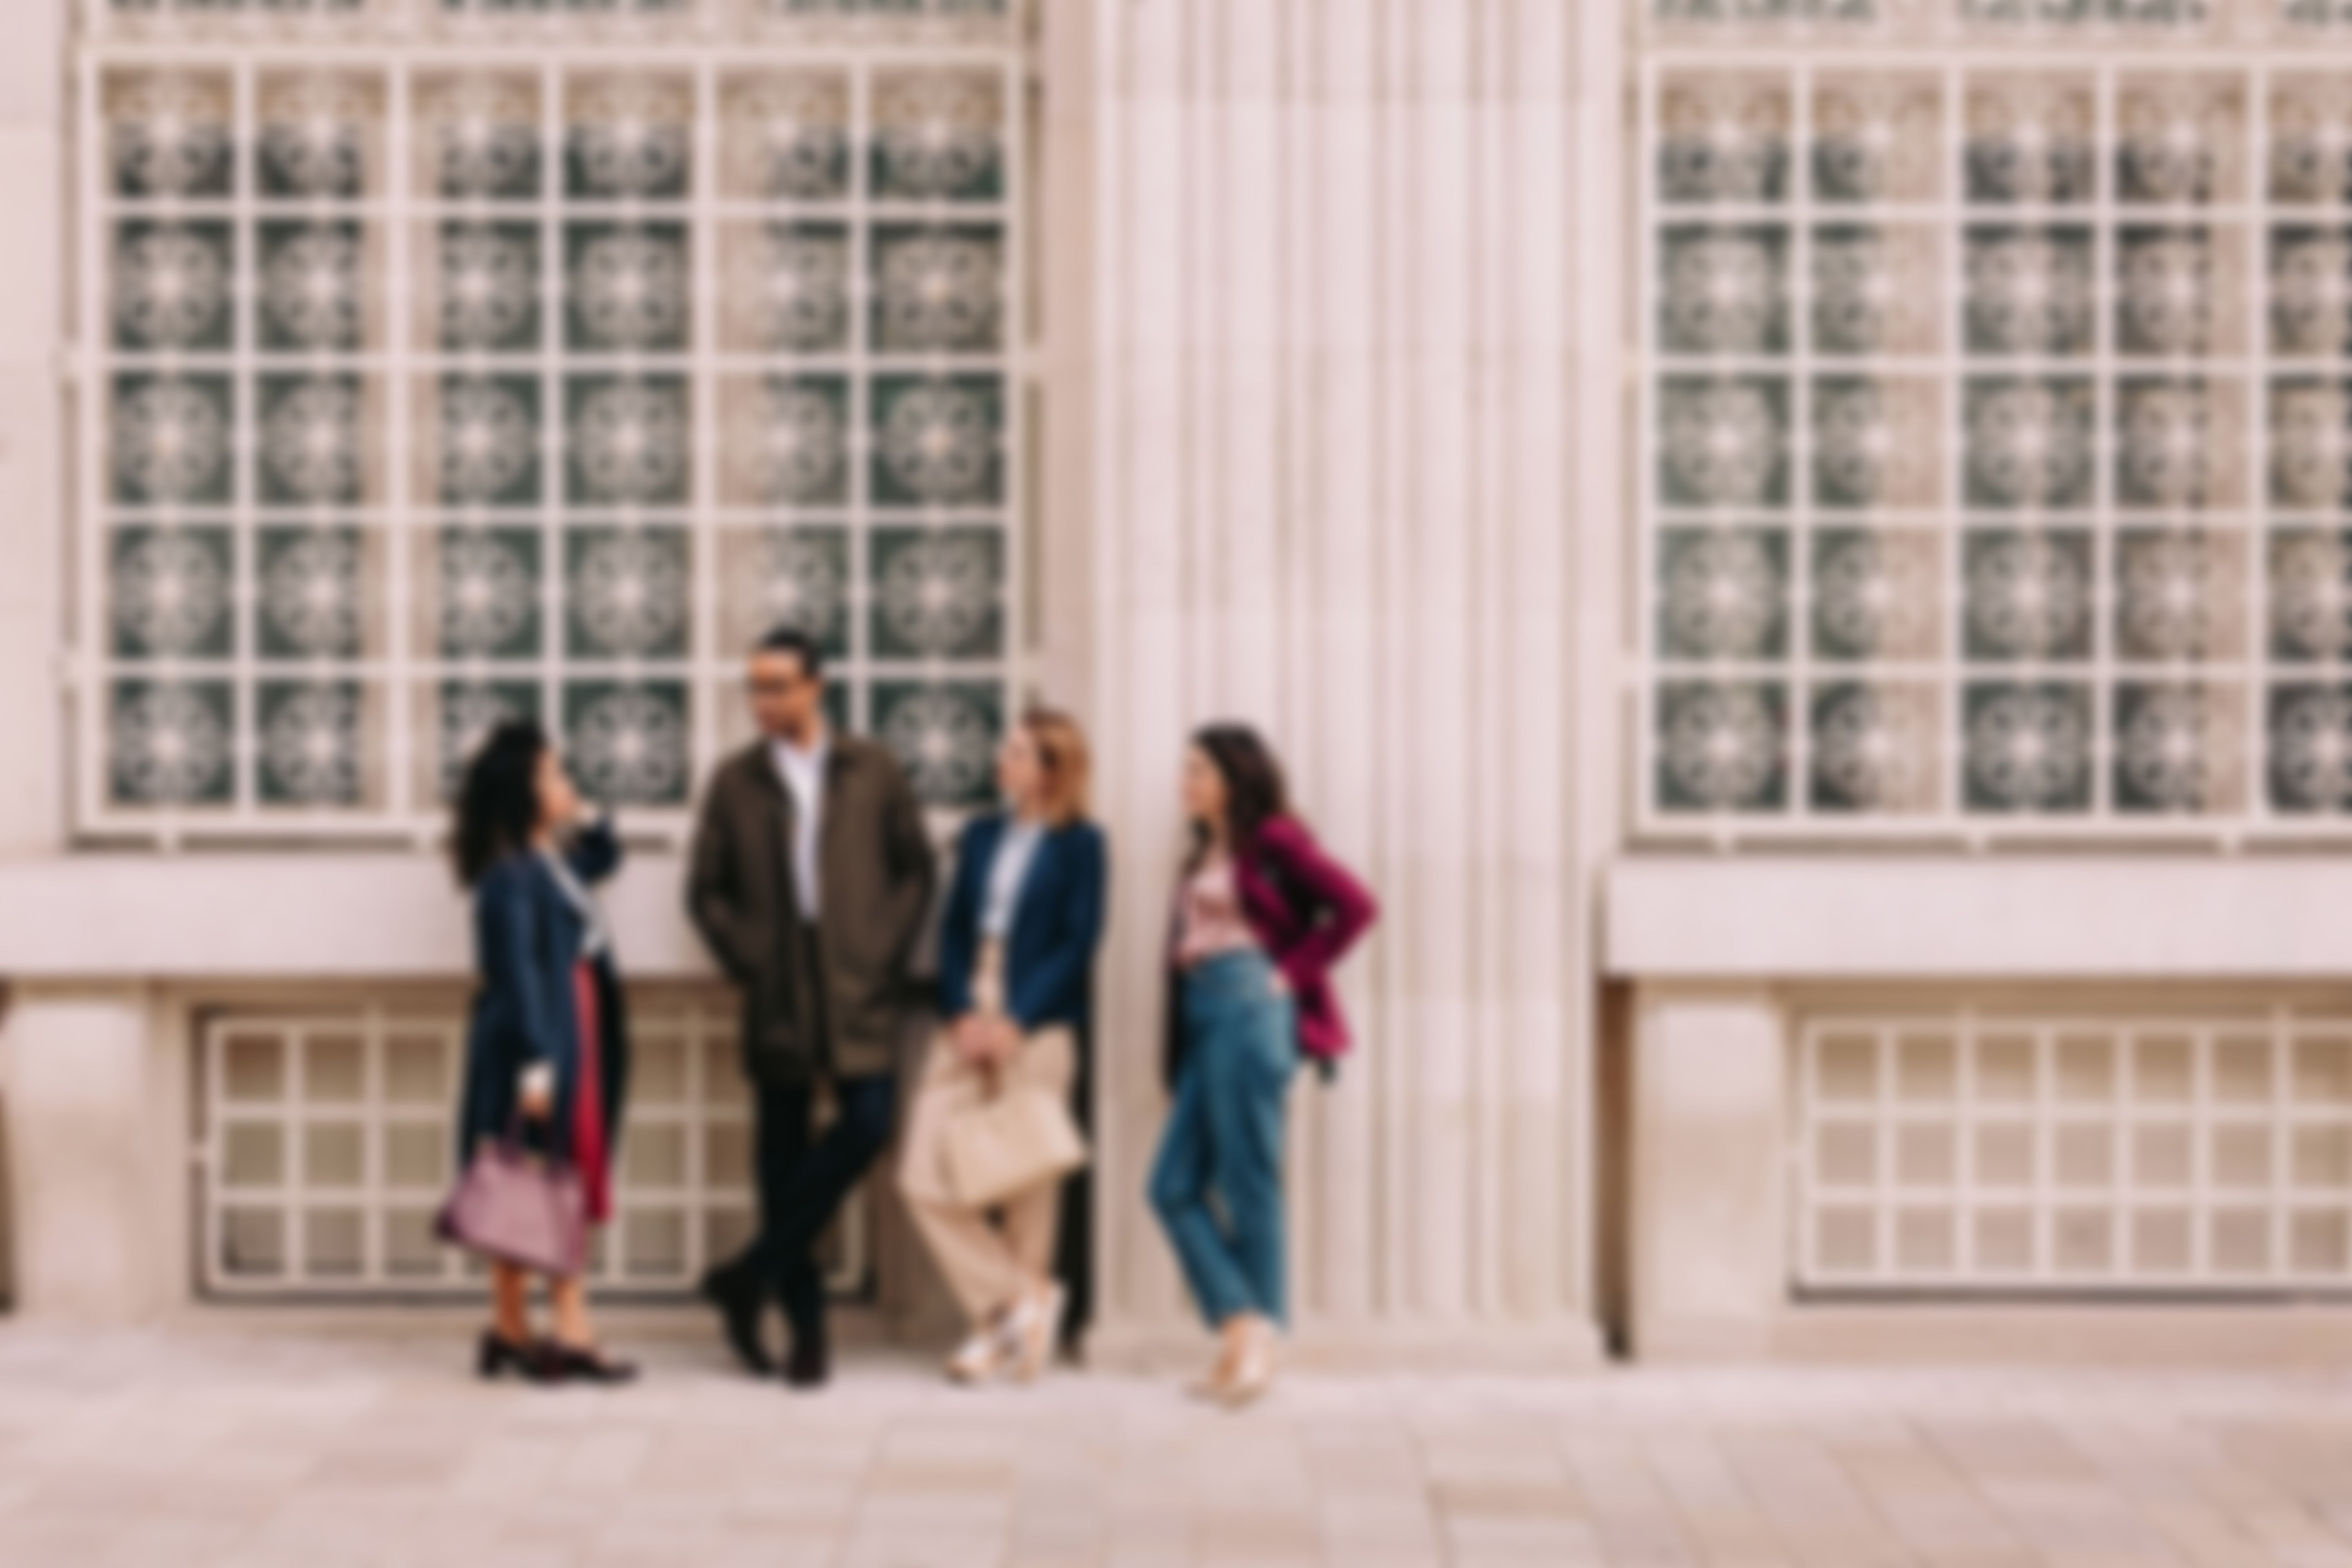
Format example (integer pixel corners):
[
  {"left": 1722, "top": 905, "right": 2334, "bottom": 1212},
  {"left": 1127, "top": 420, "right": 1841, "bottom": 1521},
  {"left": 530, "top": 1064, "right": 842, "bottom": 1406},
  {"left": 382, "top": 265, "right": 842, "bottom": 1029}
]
[
  {"left": 1055, "top": 0, "right": 1620, "bottom": 1364},
  {"left": 0, "top": 0, "right": 65, "bottom": 856}
]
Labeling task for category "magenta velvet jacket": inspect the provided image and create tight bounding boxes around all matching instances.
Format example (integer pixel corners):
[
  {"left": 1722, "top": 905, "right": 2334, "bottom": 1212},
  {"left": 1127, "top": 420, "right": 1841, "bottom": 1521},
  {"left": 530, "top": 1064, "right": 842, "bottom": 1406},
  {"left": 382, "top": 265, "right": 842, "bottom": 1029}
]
[{"left": 1163, "top": 815, "right": 1379, "bottom": 1086}]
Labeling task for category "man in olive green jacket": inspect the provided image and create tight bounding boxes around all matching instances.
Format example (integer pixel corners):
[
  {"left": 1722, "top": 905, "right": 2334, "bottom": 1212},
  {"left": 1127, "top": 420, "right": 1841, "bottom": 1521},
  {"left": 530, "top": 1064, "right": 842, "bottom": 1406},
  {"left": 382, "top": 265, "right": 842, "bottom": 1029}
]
[{"left": 688, "top": 627, "right": 936, "bottom": 1387}]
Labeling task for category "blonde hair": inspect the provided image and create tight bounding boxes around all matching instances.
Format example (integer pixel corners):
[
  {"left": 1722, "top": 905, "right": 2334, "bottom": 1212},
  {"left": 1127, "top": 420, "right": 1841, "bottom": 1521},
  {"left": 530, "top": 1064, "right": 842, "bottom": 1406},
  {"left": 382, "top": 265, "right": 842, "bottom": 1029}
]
[{"left": 1020, "top": 708, "right": 1091, "bottom": 826}]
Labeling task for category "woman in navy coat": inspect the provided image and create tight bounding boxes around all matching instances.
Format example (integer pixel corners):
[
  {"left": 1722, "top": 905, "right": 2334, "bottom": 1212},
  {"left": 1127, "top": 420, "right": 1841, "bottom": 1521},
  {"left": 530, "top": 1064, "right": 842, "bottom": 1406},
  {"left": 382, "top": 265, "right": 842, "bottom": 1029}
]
[
  {"left": 454, "top": 720, "right": 635, "bottom": 1384},
  {"left": 898, "top": 710, "right": 1107, "bottom": 1382}
]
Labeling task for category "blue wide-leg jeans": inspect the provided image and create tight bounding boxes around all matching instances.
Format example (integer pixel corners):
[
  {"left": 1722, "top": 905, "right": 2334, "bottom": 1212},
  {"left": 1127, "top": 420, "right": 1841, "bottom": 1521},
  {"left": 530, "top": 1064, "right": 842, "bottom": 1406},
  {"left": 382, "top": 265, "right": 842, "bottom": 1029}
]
[{"left": 1148, "top": 949, "right": 1298, "bottom": 1328}]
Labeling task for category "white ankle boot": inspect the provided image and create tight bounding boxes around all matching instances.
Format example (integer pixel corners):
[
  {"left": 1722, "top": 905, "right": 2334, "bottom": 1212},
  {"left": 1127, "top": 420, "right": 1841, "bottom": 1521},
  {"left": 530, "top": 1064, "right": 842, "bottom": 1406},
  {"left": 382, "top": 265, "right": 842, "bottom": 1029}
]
[
  {"left": 1010, "top": 1283, "right": 1066, "bottom": 1383},
  {"left": 945, "top": 1309, "right": 1021, "bottom": 1384}
]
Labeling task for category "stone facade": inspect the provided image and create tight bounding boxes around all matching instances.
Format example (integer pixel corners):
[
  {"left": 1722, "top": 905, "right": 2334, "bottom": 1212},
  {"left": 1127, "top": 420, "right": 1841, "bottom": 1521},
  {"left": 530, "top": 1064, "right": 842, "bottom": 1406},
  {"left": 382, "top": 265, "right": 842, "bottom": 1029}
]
[{"left": 1, "top": 0, "right": 2350, "bottom": 1363}]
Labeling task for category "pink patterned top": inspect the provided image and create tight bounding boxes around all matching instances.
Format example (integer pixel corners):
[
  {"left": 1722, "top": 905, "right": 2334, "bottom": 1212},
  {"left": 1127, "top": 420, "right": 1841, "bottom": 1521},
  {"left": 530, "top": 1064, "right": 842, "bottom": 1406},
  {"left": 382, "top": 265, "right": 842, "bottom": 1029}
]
[{"left": 1174, "top": 857, "right": 1260, "bottom": 968}]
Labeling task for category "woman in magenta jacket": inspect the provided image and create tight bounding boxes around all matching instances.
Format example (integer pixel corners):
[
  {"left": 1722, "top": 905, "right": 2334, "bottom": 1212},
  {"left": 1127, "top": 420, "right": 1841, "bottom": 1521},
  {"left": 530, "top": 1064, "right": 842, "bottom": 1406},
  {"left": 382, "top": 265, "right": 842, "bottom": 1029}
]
[{"left": 1149, "top": 724, "right": 1377, "bottom": 1406}]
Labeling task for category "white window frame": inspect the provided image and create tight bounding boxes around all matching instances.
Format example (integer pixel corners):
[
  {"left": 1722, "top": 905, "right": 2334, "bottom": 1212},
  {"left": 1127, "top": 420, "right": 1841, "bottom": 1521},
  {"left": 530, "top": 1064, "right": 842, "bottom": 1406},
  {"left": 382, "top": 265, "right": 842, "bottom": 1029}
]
[
  {"left": 196, "top": 997, "right": 872, "bottom": 1298},
  {"left": 74, "top": 4, "right": 1031, "bottom": 848},
  {"left": 1634, "top": 41, "right": 2352, "bottom": 848},
  {"left": 1793, "top": 1004, "right": 2352, "bottom": 1293}
]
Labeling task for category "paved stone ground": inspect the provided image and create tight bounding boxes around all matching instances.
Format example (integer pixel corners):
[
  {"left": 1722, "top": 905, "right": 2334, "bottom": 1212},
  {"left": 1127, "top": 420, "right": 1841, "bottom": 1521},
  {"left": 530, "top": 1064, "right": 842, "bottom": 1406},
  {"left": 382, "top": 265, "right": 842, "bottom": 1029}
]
[{"left": 3, "top": 1325, "right": 2352, "bottom": 1567}]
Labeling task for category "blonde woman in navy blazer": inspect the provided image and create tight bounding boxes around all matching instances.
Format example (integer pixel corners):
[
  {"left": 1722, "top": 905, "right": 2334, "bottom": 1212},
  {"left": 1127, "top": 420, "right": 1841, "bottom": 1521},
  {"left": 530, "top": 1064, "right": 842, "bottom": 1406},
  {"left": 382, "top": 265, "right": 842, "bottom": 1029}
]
[{"left": 898, "top": 710, "right": 1107, "bottom": 1382}]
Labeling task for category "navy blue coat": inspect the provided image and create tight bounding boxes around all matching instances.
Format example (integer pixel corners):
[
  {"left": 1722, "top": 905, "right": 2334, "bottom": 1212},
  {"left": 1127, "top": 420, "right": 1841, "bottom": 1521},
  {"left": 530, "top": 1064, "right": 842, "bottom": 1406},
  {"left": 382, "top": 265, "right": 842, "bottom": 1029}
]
[
  {"left": 457, "top": 822, "right": 630, "bottom": 1167},
  {"left": 936, "top": 814, "right": 1108, "bottom": 1038}
]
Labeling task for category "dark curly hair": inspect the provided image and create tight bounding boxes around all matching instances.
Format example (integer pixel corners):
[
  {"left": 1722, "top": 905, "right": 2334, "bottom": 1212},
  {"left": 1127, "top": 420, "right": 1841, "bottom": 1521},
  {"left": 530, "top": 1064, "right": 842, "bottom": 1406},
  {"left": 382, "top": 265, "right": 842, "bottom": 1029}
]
[
  {"left": 452, "top": 719, "right": 549, "bottom": 888},
  {"left": 1188, "top": 723, "right": 1290, "bottom": 869}
]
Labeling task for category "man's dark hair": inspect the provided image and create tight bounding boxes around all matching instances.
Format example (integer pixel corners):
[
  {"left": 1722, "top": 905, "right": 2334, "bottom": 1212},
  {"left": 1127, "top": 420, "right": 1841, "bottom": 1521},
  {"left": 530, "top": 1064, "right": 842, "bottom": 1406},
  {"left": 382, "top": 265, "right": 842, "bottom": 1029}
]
[{"left": 756, "top": 625, "right": 825, "bottom": 681}]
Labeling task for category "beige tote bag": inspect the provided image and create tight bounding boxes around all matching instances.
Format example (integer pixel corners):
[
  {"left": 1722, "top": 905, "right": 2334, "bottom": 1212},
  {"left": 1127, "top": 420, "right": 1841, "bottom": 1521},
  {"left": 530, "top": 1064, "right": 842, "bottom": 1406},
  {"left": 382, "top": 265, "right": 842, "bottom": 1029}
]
[{"left": 941, "top": 1028, "right": 1089, "bottom": 1208}]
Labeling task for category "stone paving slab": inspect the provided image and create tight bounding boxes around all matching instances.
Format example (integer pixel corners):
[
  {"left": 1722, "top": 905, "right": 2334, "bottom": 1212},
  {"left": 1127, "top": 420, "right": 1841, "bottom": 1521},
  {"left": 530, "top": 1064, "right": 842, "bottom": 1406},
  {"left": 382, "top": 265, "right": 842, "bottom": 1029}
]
[{"left": 2, "top": 1325, "right": 2352, "bottom": 1567}]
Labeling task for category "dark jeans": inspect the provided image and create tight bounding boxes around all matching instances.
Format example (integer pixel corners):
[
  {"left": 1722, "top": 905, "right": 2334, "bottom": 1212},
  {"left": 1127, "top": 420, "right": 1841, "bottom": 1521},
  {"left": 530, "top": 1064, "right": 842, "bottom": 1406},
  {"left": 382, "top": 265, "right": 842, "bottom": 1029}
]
[
  {"left": 1148, "top": 950, "right": 1298, "bottom": 1328},
  {"left": 735, "top": 1073, "right": 897, "bottom": 1344}
]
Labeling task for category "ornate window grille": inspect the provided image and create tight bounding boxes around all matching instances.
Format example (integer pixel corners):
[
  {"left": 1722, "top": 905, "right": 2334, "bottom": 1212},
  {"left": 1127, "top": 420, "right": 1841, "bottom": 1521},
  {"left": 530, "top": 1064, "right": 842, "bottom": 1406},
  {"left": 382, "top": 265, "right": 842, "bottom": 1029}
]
[
  {"left": 94, "top": 0, "right": 1010, "bottom": 33},
  {"left": 1794, "top": 1005, "right": 2352, "bottom": 1291},
  {"left": 197, "top": 997, "right": 869, "bottom": 1296},
  {"left": 1647, "top": 0, "right": 2352, "bottom": 34},
  {"left": 1638, "top": 14, "right": 2352, "bottom": 841},
  {"left": 77, "top": 0, "right": 1025, "bottom": 845}
]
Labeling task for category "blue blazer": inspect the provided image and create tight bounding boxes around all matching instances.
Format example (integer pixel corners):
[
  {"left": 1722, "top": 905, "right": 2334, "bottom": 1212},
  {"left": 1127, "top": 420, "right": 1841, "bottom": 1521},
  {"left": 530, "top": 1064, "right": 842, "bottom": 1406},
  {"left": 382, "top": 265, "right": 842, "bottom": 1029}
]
[
  {"left": 936, "top": 814, "right": 1108, "bottom": 1040},
  {"left": 458, "top": 821, "right": 630, "bottom": 1166}
]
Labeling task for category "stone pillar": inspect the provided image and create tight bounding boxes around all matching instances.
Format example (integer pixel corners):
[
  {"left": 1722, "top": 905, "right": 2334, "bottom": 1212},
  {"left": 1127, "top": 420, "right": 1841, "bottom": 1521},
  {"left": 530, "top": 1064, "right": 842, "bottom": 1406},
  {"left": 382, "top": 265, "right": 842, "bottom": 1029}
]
[
  {"left": 1628, "top": 989, "right": 1786, "bottom": 1360},
  {"left": 0, "top": 988, "right": 180, "bottom": 1322},
  {"left": 1067, "top": 0, "right": 1616, "bottom": 1366},
  {"left": 0, "top": 0, "right": 76, "bottom": 1318},
  {"left": 0, "top": 0, "right": 64, "bottom": 857}
]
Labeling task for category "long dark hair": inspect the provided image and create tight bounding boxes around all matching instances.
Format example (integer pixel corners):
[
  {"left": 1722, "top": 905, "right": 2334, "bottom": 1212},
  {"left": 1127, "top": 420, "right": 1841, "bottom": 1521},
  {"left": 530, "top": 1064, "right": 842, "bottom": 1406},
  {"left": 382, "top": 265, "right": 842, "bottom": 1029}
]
[
  {"left": 1189, "top": 723, "right": 1290, "bottom": 869},
  {"left": 453, "top": 719, "right": 549, "bottom": 888}
]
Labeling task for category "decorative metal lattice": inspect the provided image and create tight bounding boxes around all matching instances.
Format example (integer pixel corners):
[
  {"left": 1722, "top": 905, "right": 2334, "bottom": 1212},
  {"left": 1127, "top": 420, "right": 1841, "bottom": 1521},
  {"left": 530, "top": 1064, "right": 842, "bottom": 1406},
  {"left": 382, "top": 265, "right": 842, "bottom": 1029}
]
[
  {"left": 1795, "top": 1007, "right": 2352, "bottom": 1290},
  {"left": 99, "top": 0, "right": 1009, "bottom": 26},
  {"left": 81, "top": 33, "right": 1022, "bottom": 841},
  {"left": 1641, "top": 54, "right": 2352, "bottom": 837},
  {"left": 1647, "top": 0, "right": 2352, "bottom": 32},
  {"left": 198, "top": 1001, "right": 869, "bottom": 1296}
]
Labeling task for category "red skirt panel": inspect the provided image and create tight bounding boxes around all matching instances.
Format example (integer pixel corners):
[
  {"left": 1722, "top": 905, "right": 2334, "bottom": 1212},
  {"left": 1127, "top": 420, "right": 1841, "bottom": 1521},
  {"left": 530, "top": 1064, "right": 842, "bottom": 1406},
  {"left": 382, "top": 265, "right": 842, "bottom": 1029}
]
[{"left": 572, "top": 961, "right": 613, "bottom": 1226}]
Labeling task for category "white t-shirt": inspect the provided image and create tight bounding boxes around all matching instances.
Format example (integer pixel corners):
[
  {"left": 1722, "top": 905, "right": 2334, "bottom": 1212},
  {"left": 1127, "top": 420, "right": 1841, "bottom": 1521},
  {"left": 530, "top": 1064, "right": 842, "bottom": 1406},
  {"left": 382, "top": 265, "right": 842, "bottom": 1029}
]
[
  {"left": 981, "top": 818, "right": 1046, "bottom": 940},
  {"left": 770, "top": 730, "right": 829, "bottom": 920}
]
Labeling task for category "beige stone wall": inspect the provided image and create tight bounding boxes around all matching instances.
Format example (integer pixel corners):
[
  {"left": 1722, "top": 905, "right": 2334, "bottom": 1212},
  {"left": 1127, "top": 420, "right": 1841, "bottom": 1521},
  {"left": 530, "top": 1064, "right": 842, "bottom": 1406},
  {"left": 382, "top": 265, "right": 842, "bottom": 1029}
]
[
  {"left": 0, "top": 0, "right": 67, "bottom": 1319},
  {"left": 0, "top": 0, "right": 1630, "bottom": 1349},
  {"left": 0, "top": 0, "right": 65, "bottom": 859},
  {"left": 23, "top": 0, "right": 2352, "bottom": 1359}
]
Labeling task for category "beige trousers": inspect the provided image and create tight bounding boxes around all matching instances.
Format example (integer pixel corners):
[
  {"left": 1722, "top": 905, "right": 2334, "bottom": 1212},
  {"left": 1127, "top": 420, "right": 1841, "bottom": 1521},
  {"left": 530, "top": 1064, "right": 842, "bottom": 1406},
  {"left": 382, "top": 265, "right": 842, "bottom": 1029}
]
[{"left": 897, "top": 943, "right": 1075, "bottom": 1325}]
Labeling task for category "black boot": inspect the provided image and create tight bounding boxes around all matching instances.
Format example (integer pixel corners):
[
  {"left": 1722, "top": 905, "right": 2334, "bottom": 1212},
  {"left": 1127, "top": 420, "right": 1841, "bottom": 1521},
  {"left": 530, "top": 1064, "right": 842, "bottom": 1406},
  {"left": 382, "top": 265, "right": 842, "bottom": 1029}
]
[
  {"left": 544, "top": 1341, "right": 639, "bottom": 1386},
  {"left": 782, "top": 1261, "right": 828, "bottom": 1389},
  {"left": 783, "top": 1329, "right": 829, "bottom": 1390},
  {"left": 699, "top": 1261, "right": 775, "bottom": 1376}
]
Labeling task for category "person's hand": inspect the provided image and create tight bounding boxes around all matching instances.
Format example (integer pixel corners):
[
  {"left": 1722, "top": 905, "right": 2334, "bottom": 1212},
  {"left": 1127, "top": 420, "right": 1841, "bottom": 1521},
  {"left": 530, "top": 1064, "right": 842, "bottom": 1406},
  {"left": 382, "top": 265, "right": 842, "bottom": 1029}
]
[
  {"left": 1269, "top": 970, "right": 1292, "bottom": 998},
  {"left": 518, "top": 1063, "right": 555, "bottom": 1121},
  {"left": 950, "top": 1014, "right": 994, "bottom": 1064},
  {"left": 980, "top": 1016, "right": 1022, "bottom": 1065}
]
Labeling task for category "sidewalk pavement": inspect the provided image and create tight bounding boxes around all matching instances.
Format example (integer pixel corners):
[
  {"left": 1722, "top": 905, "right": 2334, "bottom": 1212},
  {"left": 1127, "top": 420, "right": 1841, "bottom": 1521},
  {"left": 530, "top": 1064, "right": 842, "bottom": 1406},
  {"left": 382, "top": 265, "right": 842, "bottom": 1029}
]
[{"left": 1, "top": 1321, "right": 2350, "bottom": 1567}]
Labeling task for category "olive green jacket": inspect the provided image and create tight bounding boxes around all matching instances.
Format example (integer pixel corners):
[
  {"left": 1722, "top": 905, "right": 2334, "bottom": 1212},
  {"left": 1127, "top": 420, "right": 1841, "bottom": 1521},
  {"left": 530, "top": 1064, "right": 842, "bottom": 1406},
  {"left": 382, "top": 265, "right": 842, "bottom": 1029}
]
[{"left": 686, "top": 736, "right": 936, "bottom": 1083}]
